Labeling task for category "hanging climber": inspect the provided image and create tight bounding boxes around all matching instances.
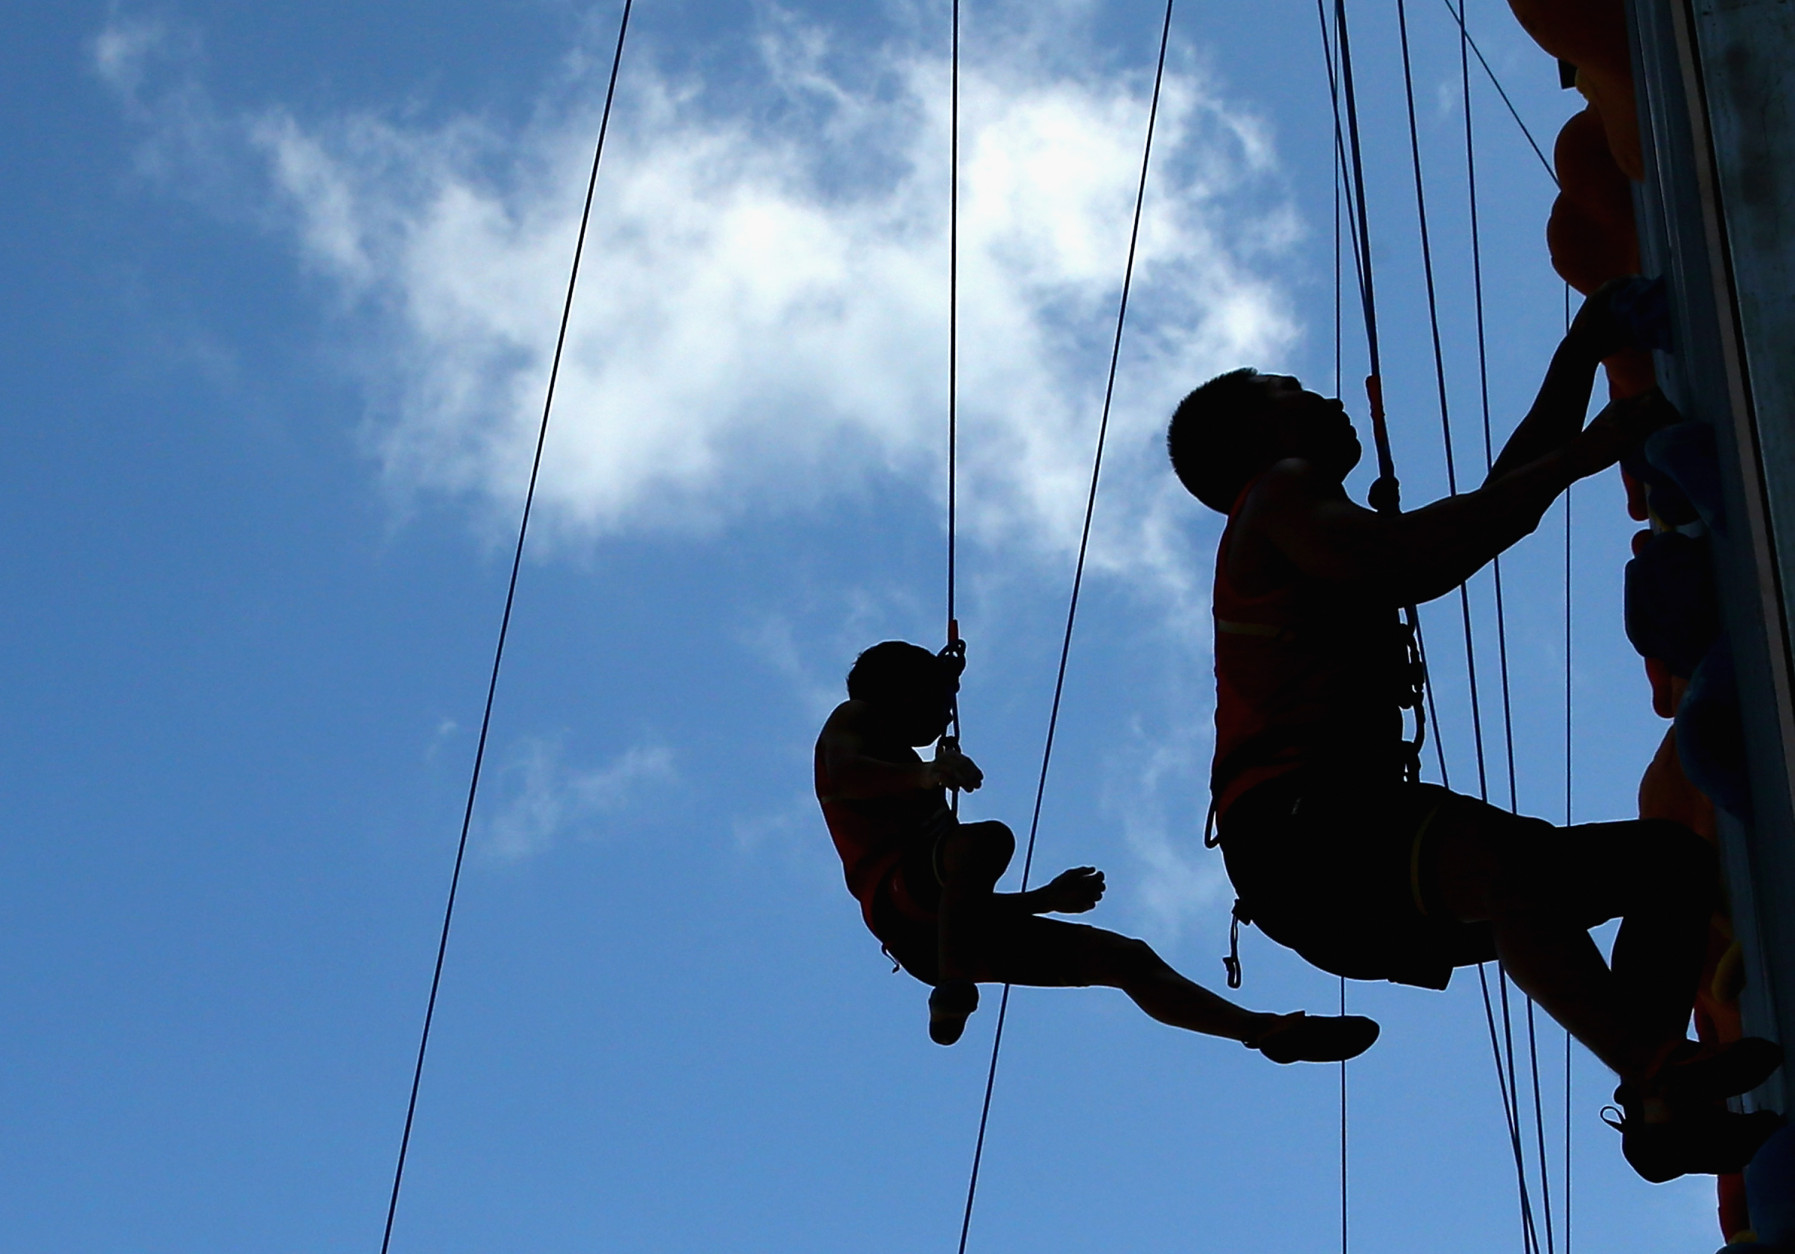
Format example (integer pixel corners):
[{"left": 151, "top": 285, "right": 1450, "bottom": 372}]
[
  {"left": 816, "top": 638, "right": 1381, "bottom": 1060},
  {"left": 1167, "top": 281, "right": 1783, "bottom": 1183}
]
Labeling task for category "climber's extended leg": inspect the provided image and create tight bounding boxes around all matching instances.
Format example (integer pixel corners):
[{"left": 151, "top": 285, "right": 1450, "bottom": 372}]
[
  {"left": 964, "top": 915, "right": 1377, "bottom": 1062},
  {"left": 884, "top": 816, "right": 1375, "bottom": 1058}
]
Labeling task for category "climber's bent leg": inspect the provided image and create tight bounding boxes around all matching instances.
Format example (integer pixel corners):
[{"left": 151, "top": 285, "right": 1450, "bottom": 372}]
[
  {"left": 1430, "top": 809, "right": 1715, "bottom": 1081},
  {"left": 935, "top": 819, "right": 1015, "bottom": 987},
  {"left": 973, "top": 916, "right": 1260, "bottom": 1037}
]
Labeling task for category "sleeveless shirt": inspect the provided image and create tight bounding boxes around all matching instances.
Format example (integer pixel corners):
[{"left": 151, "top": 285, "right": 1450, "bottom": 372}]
[
  {"left": 1211, "top": 479, "right": 1410, "bottom": 817},
  {"left": 815, "top": 740, "right": 948, "bottom": 931}
]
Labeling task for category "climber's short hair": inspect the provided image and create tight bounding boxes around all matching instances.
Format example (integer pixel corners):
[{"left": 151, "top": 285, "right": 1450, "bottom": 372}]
[
  {"left": 1167, "top": 367, "right": 1283, "bottom": 513},
  {"left": 846, "top": 641, "right": 952, "bottom": 708}
]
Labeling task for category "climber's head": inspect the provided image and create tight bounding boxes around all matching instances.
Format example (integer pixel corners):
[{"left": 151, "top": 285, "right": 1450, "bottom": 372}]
[
  {"left": 1168, "top": 369, "right": 1362, "bottom": 511},
  {"left": 847, "top": 640, "right": 959, "bottom": 747}
]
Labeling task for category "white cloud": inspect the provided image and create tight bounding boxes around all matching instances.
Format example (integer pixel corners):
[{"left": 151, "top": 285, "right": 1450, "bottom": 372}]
[
  {"left": 91, "top": 16, "right": 226, "bottom": 190},
  {"left": 482, "top": 738, "right": 676, "bottom": 862},
  {"left": 93, "top": 16, "right": 163, "bottom": 96},
  {"left": 96, "top": 6, "right": 1301, "bottom": 599},
  {"left": 1103, "top": 704, "right": 1228, "bottom": 942}
]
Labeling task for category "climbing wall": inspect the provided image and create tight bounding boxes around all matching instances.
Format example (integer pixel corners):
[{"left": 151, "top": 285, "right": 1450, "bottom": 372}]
[{"left": 1506, "top": 0, "right": 1795, "bottom": 1245}]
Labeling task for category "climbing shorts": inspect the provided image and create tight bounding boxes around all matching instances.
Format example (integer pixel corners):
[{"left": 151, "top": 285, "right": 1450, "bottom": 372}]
[
  {"left": 1217, "top": 769, "right": 1505, "bottom": 989},
  {"left": 869, "top": 816, "right": 1099, "bottom": 987},
  {"left": 868, "top": 813, "right": 954, "bottom": 982}
]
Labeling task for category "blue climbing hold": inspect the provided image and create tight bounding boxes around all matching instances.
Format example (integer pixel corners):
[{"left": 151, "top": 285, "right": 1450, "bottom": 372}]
[
  {"left": 1746, "top": 1120, "right": 1795, "bottom": 1247},
  {"left": 1610, "top": 275, "right": 1674, "bottom": 353},
  {"left": 1678, "top": 637, "right": 1753, "bottom": 820},
  {"left": 1645, "top": 419, "right": 1726, "bottom": 532},
  {"left": 1623, "top": 449, "right": 1700, "bottom": 526},
  {"left": 1625, "top": 530, "right": 1718, "bottom": 677}
]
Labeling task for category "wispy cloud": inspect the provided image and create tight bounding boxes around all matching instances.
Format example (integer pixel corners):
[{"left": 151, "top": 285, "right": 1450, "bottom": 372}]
[
  {"left": 482, "top": 738, "right": 675, "bottom": 862},
  {"left": 1102, "top": 697, "right": 1228, "bottom": 943},
  {"left": 94, "top": 6, "right": 1300, "bottom": 600}
]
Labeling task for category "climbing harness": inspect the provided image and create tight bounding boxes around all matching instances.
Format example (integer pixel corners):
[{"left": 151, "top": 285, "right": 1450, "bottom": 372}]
[
  {"left": 375, "top": 5, "right": 635, "bottom": 1252},
  {"left": 953, "top": 3, "right": 1175, "bottom": 1249}
]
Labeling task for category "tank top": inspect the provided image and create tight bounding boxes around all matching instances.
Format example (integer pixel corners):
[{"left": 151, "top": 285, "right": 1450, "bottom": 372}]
[
  {"left": 1211, "top": 479, "right": 1411, "bottom": 818},
  {"left": 814, "top": 740, "right": 948, "bottom": 931}
]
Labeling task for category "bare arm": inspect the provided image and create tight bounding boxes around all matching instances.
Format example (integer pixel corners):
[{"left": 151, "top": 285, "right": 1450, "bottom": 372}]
[
  {"left": 1250, "top": 393, "right": 1666, "bottom": 606},
  {"left": 816, "top": 702, "right": 980, "bottom": 801},
  {"left": 1488, "top": 279, "right": 1637, "bottom": 481}
]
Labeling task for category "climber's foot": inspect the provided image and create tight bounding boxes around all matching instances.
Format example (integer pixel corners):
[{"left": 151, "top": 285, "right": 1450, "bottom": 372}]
[
  {"left": 928, "top": 978, "right": 979, "bottom": 1046},
  {"left": 1647, "top": 1038, "right": 1783, "bottom": 1104},
  {"left": 1248, "top": 1012, "right": 1381, "bottom": 1064},
  {"left": 1608, "top": 1088, "right": 1782, "bottom": 1183}
]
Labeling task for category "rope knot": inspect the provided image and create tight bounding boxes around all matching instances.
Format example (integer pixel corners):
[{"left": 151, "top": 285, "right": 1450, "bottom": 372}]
[{"left": 1224, "top": 898, "right": 1251, "bottom": 989}]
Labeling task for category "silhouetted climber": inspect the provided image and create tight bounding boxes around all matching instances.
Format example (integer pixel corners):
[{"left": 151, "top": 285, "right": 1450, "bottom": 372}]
[
  {"left": 1168, "top": 282, "right": 1782, "bottom": 1184},
  {"left": 816, "top": 639, "right": 1380, "bottom": 1061}
]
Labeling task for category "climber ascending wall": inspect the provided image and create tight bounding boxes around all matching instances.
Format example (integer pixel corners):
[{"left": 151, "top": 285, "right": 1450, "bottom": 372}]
[{"left": 1166, "top": 281, "right": 1782, "bottom": 1186}]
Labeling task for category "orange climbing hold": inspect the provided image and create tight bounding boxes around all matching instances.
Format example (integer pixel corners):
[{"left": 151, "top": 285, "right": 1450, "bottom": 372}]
[{"left": 1507, "top": 0, "right": 1641, "bottom": 176}]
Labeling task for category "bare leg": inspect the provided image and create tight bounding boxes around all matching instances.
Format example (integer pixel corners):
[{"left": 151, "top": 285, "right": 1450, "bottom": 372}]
[
  {"left": 967, "top": 915, "right": 1318, "bottom": 1045},
  {"left": 1123, "top": 944, "right": 1267, "bottom": 1036},
  {"left": 1433, "top": 812, "right": 1714, "bottom": 1081},
  {"left": 936, "top": 820, "right": 1016, "bottom": 985},
  {"left": 1488, "top": 912, "right": 1641, "bottom": 1074},
  {"left": 934, "top": 827, "right": 1374, "bottom": 1059},
  {"left": 1074, "top": 929, "right": 1267, "bottom": 1039}
]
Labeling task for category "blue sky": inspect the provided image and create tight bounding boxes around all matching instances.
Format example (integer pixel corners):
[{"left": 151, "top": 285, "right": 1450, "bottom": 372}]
[{"left": 0, "top": 1, "right": 1724, "bottom": 1250}]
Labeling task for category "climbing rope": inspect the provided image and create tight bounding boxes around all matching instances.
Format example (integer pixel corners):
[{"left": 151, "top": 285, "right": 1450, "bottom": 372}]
[
  {"left": 1333, "top": 0, "right": 1392, "bottom": 491},
  {"left": 1340, "top": 980, "right": 1350, "bottom": 1254},
  {"left": 1325, "top": 36, "right": 1351, "bottom": 1254},
  {"left": 1527, "top": 997, "right": 1559, "bottom": 1254},
  {"left": 1330, "top": 0, "right": 1432, "bottom": 784},
  {"left": 1324, "top": 42, "right": 1355, "bottom": 1252},
  {"left": 947, "top": 0, "right": 961, "bottom": 654},
  {"left": 954, "top": 4, "right": 1175, "bottom": 1247},
  {"left": 375, "top": 5, "right": 634, "bottom": 1251},
  {"left": 1322, "top": 21, "right": 1351, "bottom": 1254},
  {"left": 1452, "top": 4, "right": 1569, "bottom": 1245},
  {"left": 944, "top": 0, "right": 965, "bottom": 796},
  {"left": 1325, "top": 2, "right": 1575, "bottom": 1249},
  {"left": 1454, "top": 4, "right": 1580, "bottom": 1248},
  {"left": 1439, "top": 0, "right": 1558, "bottom": 189},
  {"left": 1396, "top": 0, "right": 1495, "bottom": 806},
  {"left": 1478, "top": 964, "right": 1547, "bottom": 1254},
  {"left": 1396, "top": 2, "right": 1568, "bottom": 1247},
  {"left": 1558, "top": 279, "right": 1572, "bottom": 1254},
  {"left": 1385, "top": 4, "right": 1546, "bottom": 1247}
]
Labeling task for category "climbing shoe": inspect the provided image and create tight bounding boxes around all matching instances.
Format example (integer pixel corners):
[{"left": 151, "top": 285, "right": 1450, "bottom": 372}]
[
  {"left": 1649, "top": 1037, "right": 1783, "bottom": 1105},
  {"left": 1248, "top": 1012, "right": 1381, "bottom": 1064},
  {"left": 928, "top": 979, "right": 979, "bottom": 1046},
  {"left": 1605, "top": 1085, "right": 1783, "bottom": 1183}
]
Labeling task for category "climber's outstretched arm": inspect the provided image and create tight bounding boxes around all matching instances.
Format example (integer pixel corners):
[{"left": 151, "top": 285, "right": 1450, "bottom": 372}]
[
  {"left": 815, "top": 701, "right": 981, "bottom": 801},
  {"left": 1247, "top": 391, "right": 1670, "bottom": 605},
  {"left": 1488, "top": 277, "right": 1639, "bottom": 481}
]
